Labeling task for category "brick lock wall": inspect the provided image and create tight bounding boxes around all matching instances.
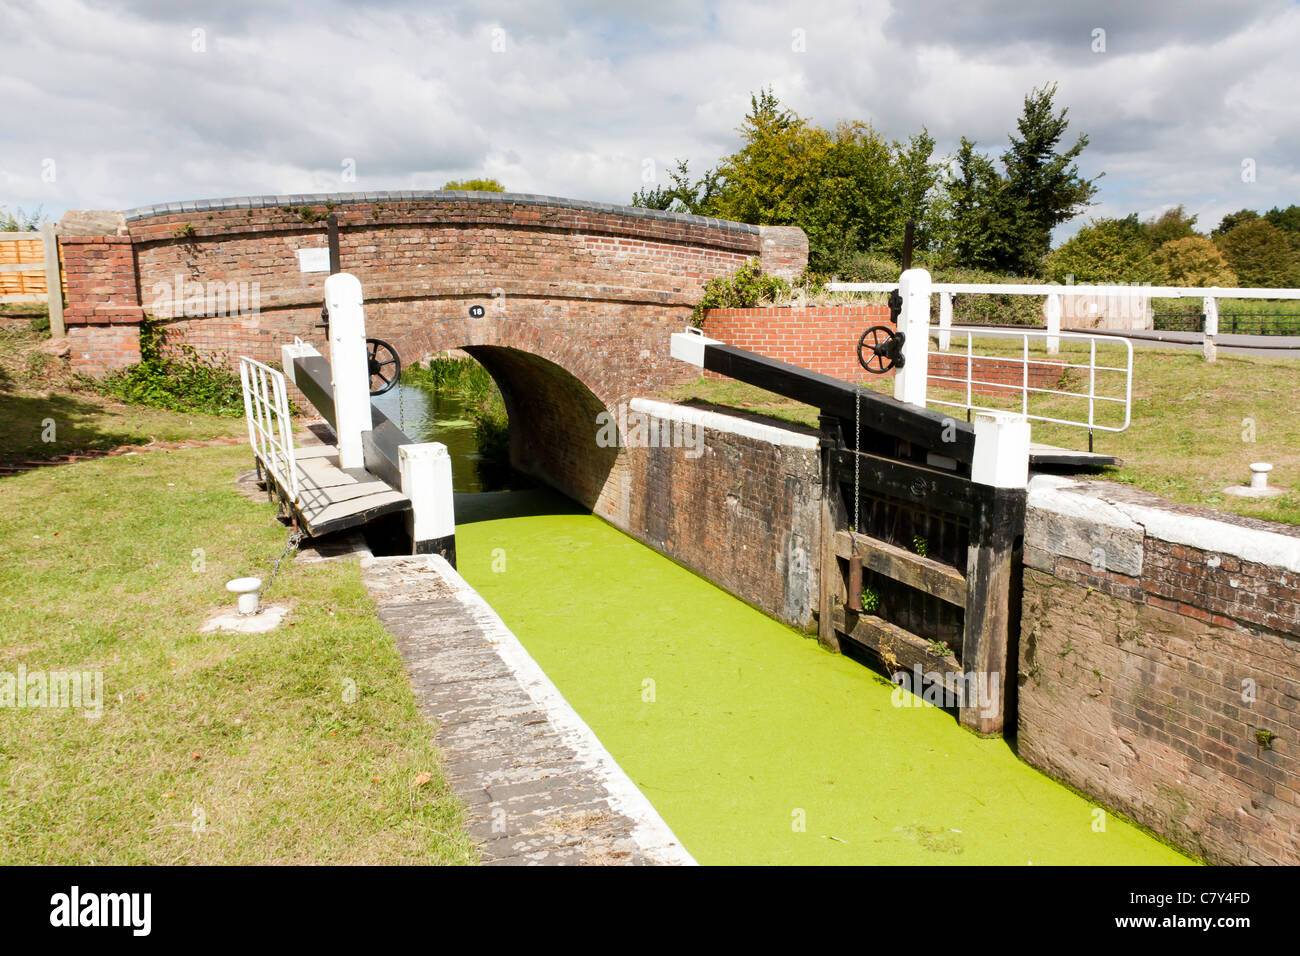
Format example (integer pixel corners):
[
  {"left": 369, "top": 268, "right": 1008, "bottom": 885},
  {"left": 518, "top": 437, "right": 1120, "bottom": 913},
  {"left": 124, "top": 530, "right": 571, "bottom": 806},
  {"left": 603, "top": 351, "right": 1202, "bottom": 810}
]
[
  {"left": 610, "top": 402, "right": 822, "bottom": 629},
  {"left": 1019, "top": 480, "right": 1300, "bottom": 864},
  {"left": 701, "top": 306, "right": 1067, "bottom": 396}
]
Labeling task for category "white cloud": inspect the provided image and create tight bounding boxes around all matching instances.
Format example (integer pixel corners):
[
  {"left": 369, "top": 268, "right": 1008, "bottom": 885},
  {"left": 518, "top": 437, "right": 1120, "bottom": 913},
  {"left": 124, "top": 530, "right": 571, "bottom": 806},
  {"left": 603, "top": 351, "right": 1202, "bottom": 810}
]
[{"left": 0, "top": 0, "right": 1296, "bottom": 239}]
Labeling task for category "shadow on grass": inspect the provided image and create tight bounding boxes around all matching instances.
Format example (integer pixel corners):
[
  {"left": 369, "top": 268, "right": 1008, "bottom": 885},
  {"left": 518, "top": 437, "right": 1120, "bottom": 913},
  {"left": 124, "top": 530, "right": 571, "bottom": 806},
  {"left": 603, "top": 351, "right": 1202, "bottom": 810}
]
[{"left": 0, "top": 389, "right": 161, "bottom": 463}]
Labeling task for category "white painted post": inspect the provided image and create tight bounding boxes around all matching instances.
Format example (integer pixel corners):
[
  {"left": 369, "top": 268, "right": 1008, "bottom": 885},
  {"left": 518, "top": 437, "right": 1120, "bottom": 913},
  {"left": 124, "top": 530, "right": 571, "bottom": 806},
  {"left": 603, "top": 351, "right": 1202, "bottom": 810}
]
[
  {"left": 971, "top": 411, "right": 1030, "bottom": 489},
  {"left": 324, "top": 272, "right": 374, "bottom": 469},
  {"left": 893, "top": 268, "right": 932, "bottom": 407},
  {"left": 938, "top": 291, "right": 953, "bottom": 352},
  {"left": 40, "top": 222, "right": 64, "bottom": 338},
  {"left": 1203, "top": 294, "right": 1219, "bottom": 363},
  {"left": 399, "top": 442, "right": 457, "bottom": 563},
  {"left": 1044, "top": 293, "right": 1061, "bottom": 355}
]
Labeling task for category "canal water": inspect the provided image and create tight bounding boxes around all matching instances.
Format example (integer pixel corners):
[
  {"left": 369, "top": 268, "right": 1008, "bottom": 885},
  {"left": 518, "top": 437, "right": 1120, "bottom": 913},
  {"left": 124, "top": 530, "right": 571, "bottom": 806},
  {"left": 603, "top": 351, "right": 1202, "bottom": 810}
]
[
  {"left": 408, "top": 377, "right": 1191, "bottom": 865},
  {"left": 371, "top": 383, "right": 484, "bottom": 493},
  {"left": 453, "top": 491, "right": 1191, "bottom": 866}
]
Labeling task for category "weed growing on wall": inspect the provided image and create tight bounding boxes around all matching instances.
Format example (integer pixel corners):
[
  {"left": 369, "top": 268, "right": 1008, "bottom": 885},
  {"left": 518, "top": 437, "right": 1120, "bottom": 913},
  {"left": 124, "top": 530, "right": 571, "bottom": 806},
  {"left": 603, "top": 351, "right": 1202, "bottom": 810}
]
[{"left": 98, "top": 319, "right": 247, "bottom": 416}]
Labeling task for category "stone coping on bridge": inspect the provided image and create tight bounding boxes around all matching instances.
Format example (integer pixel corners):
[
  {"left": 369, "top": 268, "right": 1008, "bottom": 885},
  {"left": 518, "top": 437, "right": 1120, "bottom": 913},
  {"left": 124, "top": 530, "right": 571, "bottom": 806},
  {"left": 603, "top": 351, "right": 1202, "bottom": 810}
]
[{"left": 120, "top": 189, "right": 763, "bottom": 235}]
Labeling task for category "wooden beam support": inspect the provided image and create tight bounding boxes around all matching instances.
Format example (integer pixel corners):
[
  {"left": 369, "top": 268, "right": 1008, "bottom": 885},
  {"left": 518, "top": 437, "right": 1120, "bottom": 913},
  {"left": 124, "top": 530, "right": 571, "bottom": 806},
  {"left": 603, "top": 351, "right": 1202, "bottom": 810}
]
[
  {"left": 702, "top": 343, "right": 976, "bottom": 461},
  {"left": 959, "top": 486, "right": 1027, "bottom": 735},
  {"left": 834, "top": 530, "right": 967, "bottom": 609},
  {"left": 830, "top": 447, "right": 990, "bottom": 519},
  {"left": 831, "top": 605, "right": 963, "bottom": 694}
]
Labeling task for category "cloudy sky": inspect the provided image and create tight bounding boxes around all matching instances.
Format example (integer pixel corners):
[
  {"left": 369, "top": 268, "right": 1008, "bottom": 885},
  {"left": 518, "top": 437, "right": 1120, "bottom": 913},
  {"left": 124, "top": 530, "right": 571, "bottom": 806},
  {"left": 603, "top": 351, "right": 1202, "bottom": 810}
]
[{"left": 2, "top": 0, "right": 1297, "bottom": 239}]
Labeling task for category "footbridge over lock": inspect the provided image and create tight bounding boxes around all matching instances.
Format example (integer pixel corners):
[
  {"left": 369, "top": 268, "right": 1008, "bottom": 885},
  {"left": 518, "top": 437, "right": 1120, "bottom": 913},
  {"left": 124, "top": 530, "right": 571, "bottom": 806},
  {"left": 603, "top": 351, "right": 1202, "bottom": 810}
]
[{"left": 57, "top": 190, "right": 807, "bottom": 515}]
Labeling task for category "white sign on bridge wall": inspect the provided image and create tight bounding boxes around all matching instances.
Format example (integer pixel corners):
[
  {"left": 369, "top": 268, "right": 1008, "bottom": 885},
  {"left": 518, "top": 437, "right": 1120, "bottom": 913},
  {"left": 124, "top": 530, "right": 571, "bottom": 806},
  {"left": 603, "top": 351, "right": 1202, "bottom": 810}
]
[{"left": 296, "top": 247, "right": 331, "bottom": 273}]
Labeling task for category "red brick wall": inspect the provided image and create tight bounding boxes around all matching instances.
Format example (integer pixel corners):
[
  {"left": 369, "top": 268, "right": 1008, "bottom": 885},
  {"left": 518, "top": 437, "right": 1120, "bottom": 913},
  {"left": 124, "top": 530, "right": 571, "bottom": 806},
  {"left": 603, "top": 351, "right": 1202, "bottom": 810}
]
[
  {"left": 1020, "top": 481, "right": 1300, "bottom": 864},
  {"left": 701, "top": 306, "right": 1066, "bottom": 396},
  {"left": 610, "top": 401, "right": 822, "bottom": 629},
  {"left": 66, "top": 324, "right": 141, "bottom": 374},
  {"left": 56, "top": 193, "right": 814, "bottom": 511},
  {"left": 58, "top": 236, "right": 145, "bottom": 373}
]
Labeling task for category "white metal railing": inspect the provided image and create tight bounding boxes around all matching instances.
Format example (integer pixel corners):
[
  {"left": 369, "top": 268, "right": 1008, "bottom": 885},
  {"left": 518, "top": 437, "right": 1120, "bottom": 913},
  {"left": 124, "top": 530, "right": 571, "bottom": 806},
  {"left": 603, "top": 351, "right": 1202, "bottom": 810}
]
[
  {"left": 239, "top": 356, "right": 299, "bottom": 503},
  {"left": 931, "top": 326, "right": 1133, "bottom": 434},
  {"left": 827, "top": 281, "right": 1300, "bottom": 299},
  {"left": 826, "top": 279, "right": 1300, "bottom": 363}
]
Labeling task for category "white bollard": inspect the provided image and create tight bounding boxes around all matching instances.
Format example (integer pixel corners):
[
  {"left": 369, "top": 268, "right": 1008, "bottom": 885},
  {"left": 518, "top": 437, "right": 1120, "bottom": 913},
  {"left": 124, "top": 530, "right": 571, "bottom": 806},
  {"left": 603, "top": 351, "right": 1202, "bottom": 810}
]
[
  {"left": 399, "top": 442, "right": 457, "bottom": 564},
  {"left": 938, "top": 291, "right": 953, "bottom": 352},
  {"left": 324, "top": 273, "right": 374, "bottom": 469},
  {"left": 893, "top": 268, "right": 932, "bottom": 408},
  {"left": 1044, "top": 293, "right": 1062, "bottom": 355},
  {"left": 970, "top": 411, "right": 1030, "bottom": 489}
]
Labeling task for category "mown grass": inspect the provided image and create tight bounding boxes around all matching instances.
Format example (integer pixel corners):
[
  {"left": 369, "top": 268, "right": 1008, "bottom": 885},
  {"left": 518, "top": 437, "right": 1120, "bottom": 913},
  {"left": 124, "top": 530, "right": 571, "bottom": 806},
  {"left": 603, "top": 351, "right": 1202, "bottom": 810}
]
[
  {"left": 0, "top": 444, "right": 475, "bottom": 864},
  {"left": 664, "top": 341, "right": 1300, "bottom": 526},
  {"left": 0, "top": 316, "right": 241, "bottom": 464}
]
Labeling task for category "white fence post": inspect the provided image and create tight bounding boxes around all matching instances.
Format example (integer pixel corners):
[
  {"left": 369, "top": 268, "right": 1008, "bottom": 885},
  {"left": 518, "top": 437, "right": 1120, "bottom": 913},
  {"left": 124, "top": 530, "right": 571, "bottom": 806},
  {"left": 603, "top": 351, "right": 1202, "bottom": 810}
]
[
  {"left": 1203, "top": 294, "right": 1219, "bottom": 363},
  {"left": 971, "top": 411, "right": 1030, "bottom": 489},
  {"left": 1044, "top": 293, "right": 1061, "bottom": 355},
  {"left": 324, "top": 272, "right": 374, "bottom": 469},
  {"left": 938, "top": 291, "right": 953, "bottom": 352},
  {"left": 399, "top": 442, "right": 457, "bottom": 563},
  {"left": 894, "top": 268, "right": 931, "bottom": 408}
]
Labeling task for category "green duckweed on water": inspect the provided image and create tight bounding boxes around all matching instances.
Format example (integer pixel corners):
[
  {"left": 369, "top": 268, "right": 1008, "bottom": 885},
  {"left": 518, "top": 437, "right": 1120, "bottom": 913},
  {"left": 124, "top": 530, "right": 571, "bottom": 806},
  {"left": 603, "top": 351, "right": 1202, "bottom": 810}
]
[{"left": 455, "top": 489, "right": 1194, "bottom": 866}]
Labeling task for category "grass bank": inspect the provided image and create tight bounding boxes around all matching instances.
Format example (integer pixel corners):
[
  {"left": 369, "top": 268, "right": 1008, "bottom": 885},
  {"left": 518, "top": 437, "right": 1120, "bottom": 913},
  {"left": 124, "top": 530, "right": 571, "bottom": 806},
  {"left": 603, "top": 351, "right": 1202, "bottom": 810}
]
[
  {"left": 0, "top": 310, "right": 240, "bottom": 465},
  {"left": 664, "top": 343, "right": 1300, "bottom": 526},
  {"left": 0, "top": 444, "right": 474, "bottom": 864}
]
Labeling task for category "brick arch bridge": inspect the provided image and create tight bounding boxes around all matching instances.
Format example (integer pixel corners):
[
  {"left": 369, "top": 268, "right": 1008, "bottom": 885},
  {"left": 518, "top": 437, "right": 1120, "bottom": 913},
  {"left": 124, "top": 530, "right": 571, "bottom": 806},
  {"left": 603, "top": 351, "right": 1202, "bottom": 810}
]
[{"left": 59, "top": 191, "right": 807, "bottom": 511}]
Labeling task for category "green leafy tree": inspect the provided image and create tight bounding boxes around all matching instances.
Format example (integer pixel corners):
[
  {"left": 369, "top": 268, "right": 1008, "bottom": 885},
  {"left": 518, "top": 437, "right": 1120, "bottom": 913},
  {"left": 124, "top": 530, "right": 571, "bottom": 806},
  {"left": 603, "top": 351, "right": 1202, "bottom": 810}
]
[
  {"left": 994, "top": 83, "right": 1100, "bottom": 275},
  {"left": 1042, "top": 215, "right": 1162, "bottom": 284},
  {"left": 0, "top": 204, "right": 43, "bottom": 231},
  {"left": 1214, "top": 219, "right": 1300, "bottom": 287},
  {"left": 711, "top": 89, "right": 832, "bottom": 228},
  {"left": 1151, "top": 236, "right": 1237, "bottom": 286},
  {"left": 1265, "top": 204, "right": 1300, "bottom": 234},
  {"left": 441, "top": 178, "right": 506, "bottom": 192},
  {"left": 1142, "top": 205, "right": 1198, "bottom": 245},
  {"left": 631, "top": 159, "right": 722, "bottom": 215},
  {"left": 1212, "top": 208, "right": 1258, "bottom": 237},
  {"left": 945, "top": 137, "right": 1003, "bottom": 270}
]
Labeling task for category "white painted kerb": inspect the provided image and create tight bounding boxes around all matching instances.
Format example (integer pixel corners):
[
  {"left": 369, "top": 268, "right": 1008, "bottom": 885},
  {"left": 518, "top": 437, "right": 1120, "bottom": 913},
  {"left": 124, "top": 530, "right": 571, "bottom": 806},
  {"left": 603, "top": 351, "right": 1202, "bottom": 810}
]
[
  {"left": 629, "top": 398, "right": 819, "bottom": 450},
  {"left": 429, "top": 554, "right": 698, "bottom": 866}
]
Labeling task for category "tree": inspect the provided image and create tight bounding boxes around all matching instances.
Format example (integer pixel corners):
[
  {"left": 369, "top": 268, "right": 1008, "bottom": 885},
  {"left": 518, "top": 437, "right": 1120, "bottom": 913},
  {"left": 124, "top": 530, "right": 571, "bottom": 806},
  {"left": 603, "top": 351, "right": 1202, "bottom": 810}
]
[
  {"left": 1041, "top": 215, "right": 1162, "bottom": 284},
  {"left": 1142, "top": 205, "right": 1198, "bottom": 245},
  {"left": 442, "top": 178, "right": 505, "bottom": 192},
  {"left": 1214, "top": 219, "right": 1300, "bottom": 287},
  {"left": 631, "top": 159, "right": 722, "bottom": 215},
  {"left": 1265, "top": 204, "right": 1300, "bottom": 233},
  {"left": 889, "top": 129, "right": 944, "bottom": 258},
  {"left": 1151, "top": 236, "right": 1237, "bottom": 286},
  {"left": 944, "top": 137, "right": 1003, "bottom": 270},
  {"left": 1212, "top": 208, "right": 1258, "bottom": 238},
  {"left": 0, "top": 204, "right": 43, "bottom": 231},
  {"left": 993, "top": 84, "right": 1100, "bottom": 275},
  {"left": 711, "top": 89, "right": 831, "bottom": 228}
]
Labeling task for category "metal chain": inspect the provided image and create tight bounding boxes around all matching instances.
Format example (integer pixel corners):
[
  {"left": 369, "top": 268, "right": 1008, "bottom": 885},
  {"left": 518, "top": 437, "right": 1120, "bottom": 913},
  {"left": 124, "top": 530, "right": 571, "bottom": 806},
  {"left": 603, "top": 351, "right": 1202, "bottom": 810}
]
[
  {"left": 263, "top": 528, "right": 304, "bottom": 596},
  {"left": 854, "top": 385, "right": 861, "bottom": 534}
]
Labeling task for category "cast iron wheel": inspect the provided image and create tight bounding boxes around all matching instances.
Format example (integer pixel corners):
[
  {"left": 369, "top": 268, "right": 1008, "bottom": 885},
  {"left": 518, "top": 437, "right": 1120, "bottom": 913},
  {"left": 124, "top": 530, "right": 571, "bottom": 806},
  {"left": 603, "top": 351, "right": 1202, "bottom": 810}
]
[
  {"left": 856, "top": 325, "right": 906, "bottom": 374},
  {"left": 366, "top": 338, "right": 401, "bottom": 395}
]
